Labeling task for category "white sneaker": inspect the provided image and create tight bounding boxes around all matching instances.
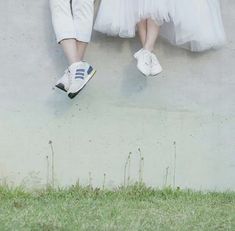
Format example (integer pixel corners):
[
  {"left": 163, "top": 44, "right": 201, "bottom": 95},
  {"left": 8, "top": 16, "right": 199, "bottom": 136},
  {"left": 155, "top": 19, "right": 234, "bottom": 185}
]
[
  {"left": 134, "top": 48, "right": 144, "bottom": 60},
  {"left": 55, "top": 69, "right": 70, "bottom": 92},
  {"left": 67, "top": 61, "right": 96, "bottom": 99},
  {"left": 135, "top": 49, "right": 152, "bottom": 76},
  {"left": 150, "top": 53, "right": 162, "bottom": 76}
]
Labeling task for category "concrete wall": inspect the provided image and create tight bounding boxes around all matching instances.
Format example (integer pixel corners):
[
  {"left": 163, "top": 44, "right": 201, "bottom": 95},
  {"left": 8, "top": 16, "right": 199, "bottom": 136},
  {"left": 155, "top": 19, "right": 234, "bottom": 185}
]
[{"left": 0, "top": 0, "right": 234, "bottom": 190}]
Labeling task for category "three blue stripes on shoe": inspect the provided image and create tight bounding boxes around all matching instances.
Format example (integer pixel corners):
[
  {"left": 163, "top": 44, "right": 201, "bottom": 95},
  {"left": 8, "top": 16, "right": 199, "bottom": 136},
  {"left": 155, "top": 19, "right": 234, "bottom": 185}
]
[
  {"left": 75, "top": 69, "right": 85, "bottom": 79},
  {"left": 75, "top": 66, "right": 93, "bottom": 79}
]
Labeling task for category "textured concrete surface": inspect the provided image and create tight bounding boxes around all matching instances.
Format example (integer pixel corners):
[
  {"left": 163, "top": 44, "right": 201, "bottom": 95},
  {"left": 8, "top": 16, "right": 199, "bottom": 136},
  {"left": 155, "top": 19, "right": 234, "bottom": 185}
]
[{"left": 0, "top": 0, "right": 234, "bottom": 190}]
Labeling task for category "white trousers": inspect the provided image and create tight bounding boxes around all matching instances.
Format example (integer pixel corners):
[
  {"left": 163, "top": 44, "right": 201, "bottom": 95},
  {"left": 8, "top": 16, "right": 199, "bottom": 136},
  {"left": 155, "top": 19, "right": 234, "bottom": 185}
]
[{"left": 50, "top": 0, "right": 94, "bottom": 43}]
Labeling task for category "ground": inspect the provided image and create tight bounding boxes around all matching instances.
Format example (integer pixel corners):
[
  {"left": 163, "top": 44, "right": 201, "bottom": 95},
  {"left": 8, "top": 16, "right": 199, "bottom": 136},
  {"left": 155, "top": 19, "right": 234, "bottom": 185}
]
[{"left": 0, "top": 184, "right": 234, "bottom": 231}]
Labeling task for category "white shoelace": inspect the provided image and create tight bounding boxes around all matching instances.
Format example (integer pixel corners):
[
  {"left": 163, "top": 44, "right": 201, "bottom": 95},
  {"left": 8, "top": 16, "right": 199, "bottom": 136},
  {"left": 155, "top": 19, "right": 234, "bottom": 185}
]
[
  {"left": 141, "top": 50, "right": 152, "bottom": 66},
  {"left": 151, "top": 53, "right": 160, "bottom": 66},
  {"left": 64, "top": 69, "right": 73, "bottom": 87}
]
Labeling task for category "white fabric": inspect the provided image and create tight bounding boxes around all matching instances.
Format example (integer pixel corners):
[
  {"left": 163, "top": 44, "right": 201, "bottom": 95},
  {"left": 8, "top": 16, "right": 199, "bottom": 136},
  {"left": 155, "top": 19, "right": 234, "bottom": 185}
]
[
  {"left": 50, "top": 0, "right": 94, "bottom": 43},
  {"left": 94, "top": 0, "right": 136, "bottom": 38},
  {"left": 94, "top": 0, "right": 226, "bottom": 51}
]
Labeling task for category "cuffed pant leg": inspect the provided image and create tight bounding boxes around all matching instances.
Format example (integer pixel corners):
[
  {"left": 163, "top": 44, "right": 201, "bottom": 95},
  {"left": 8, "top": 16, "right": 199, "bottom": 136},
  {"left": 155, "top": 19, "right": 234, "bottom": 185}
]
[
  {"left": 50, "top": 0, "right": 76, "bottom": 43},
  {"left": 71, "top": 0, "right": 95, "bottom": 43}
]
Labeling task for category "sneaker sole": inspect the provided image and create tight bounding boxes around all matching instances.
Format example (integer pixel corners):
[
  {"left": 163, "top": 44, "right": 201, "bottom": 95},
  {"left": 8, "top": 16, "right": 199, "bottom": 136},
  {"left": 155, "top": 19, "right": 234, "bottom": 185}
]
[
  {"left": 151, "top": 68, "right": 163, "bottom": 76},
  {"left": 55, "top": 83, "right": 68, "bottom": 92},
  {"left": 137, "top": 64, "right": 151, "bottom": 77},
  {"left": 68, "top": 69, "right": 96, "bottom": 99}
]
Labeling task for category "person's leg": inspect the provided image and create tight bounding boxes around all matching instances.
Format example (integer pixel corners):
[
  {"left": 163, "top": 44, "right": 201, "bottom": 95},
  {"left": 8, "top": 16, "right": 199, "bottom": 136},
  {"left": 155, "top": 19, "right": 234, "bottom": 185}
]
[
  {"left": 73, "top": 0, "right": 94, "bottom": 61},
  {"left": 144, "top": 18, "right": 162, "bottom": 75},
  {"left": 51, "top": 0, "right": 95, "bottom": 97},
  {"left": 67, "top": 0, "right": 96, "bottom": 98},
  {"left": 134, "top": 19, "right": 147, "bottom": 60},
  {"left": 137, "top": 19, "right": 147, "bottom": 47},
  {"left": 50, "top": 0, "right": 89, "bottom": 64},
  {"left": 60, "top": 39, "right": 81, "bottom": 65},
  {"left": 144, "top": 18, "right": 160, "bottom": 52},
  {"left": 76, "top": 41, "right": 88, "bottom": 61},
  {"left": 50, "top": 0, "right": 76, "bottom": 47},
  {"left": 134, "top": 18, "right": 162, "bottom": 76},
  {"left": 51, "top": 0, "right": 78, "bottom": 91}
]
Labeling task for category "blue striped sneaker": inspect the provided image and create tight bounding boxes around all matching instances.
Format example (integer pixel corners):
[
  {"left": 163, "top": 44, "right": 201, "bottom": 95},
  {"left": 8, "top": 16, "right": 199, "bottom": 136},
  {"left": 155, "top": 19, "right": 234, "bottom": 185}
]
[
  {"left": 55, "top": 69, "right": 70, "bottom": 92},
  {"left": 67, "top": 61, "right": 96, "bottom": 99}
]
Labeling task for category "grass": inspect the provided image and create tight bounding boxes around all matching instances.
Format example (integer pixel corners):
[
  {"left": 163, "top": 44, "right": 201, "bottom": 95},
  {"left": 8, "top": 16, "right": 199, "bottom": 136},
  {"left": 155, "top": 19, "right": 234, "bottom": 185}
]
[{"left": 0, "top": 184, "right": 234, "bottom": 231}]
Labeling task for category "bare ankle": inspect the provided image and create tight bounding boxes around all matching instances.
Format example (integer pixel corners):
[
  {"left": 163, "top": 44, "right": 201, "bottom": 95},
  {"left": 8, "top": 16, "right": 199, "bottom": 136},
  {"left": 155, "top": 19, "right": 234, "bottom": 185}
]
[{"left": 143, "top": 45, "right": 154, "bottom": 52}]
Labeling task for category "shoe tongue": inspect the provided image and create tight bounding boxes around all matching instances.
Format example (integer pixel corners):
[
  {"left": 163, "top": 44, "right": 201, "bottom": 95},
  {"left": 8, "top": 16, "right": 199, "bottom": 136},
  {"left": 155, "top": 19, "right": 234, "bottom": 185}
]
[
  {"left": 143, "top": 49, "right": 151, "bottom": 55},
  {"left": 70, "top": 61, "right": 83, "bottom": 68},
  {"left": 69, "top": 62, "right": 84, "bottom": 72}
]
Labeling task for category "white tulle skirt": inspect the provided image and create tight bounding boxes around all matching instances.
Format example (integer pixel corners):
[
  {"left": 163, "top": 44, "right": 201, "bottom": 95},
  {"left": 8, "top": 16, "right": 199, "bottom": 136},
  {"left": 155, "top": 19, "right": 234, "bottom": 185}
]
[{"left": 94, "top": 0, "right": 226, "bottom": 51}]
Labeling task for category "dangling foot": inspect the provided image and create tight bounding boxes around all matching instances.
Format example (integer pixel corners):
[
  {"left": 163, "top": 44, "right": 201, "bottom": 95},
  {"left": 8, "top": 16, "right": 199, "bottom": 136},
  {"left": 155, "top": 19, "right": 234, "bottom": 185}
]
[
  {"left": 55, "top": 69, "right": 71, "bottom": 92},
  {"left": 150, "top": 53, "right": 162, "bottom": 76},
  {"left": 134, "top": 49, "right": 152, "bottom": 76},
  {"left": 67, "top": 61, "right": 96, "bottom": 99},
  {"left": 134, "top": 48, "right": 144, "bottom": 60}
]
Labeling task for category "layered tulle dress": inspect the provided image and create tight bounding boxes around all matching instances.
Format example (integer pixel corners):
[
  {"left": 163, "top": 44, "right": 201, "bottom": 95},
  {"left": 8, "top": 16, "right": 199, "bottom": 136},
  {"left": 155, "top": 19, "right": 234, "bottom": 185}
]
[{"left": 94, "top": 0, "right": 226, "bottom": 51}]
